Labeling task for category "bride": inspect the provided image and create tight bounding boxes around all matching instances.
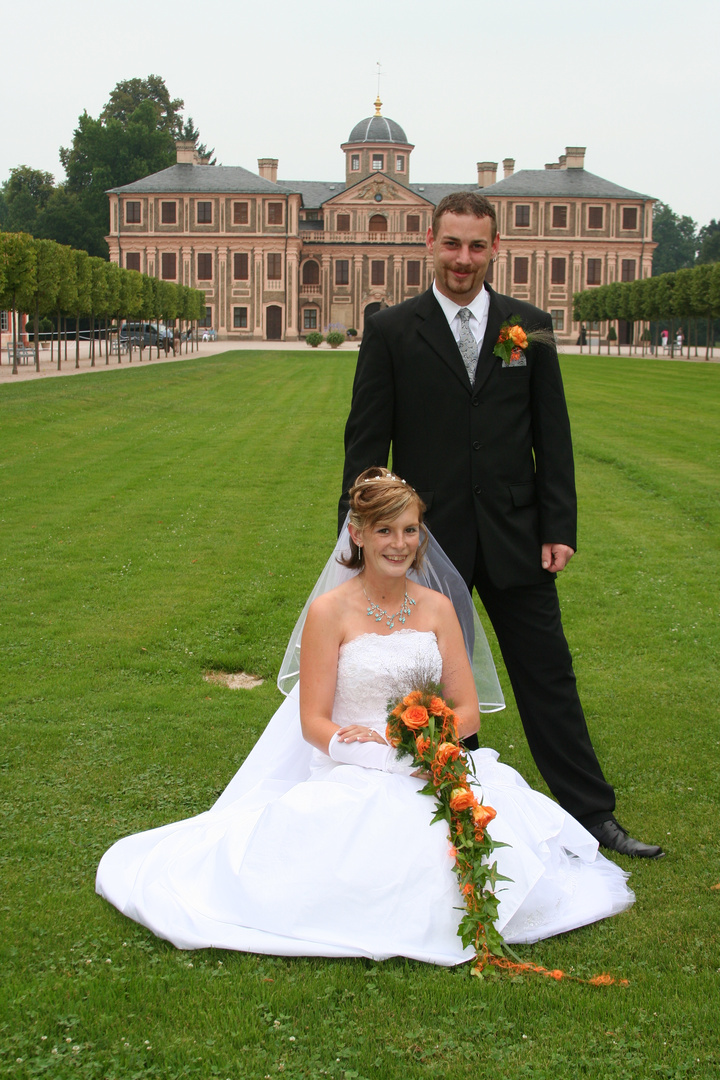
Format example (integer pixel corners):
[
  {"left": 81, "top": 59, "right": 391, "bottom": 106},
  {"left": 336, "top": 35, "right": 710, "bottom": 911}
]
[{"left": 96, "top": 468, "right": 633, "bottom": 965}]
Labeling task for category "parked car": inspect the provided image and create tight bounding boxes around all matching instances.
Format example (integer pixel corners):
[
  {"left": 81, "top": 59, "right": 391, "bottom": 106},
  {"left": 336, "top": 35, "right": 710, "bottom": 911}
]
[{"left": 120, "top": 322, "right": 174, "bottom": 347}]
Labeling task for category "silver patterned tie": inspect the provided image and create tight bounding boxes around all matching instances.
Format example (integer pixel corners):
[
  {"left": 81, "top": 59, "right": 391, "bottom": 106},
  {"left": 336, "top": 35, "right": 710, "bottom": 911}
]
[{"left": 457, "top": 308, "right": 478, "bottom": 384}]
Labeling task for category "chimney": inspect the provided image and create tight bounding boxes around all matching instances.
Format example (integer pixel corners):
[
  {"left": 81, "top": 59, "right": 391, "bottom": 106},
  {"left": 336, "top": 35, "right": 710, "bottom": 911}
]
[
  {"left": 503, "top": 157, "right": 515, "bottom": 179},
  {"left": 176, "top": 140, "right": 200, "bottom": 165},
  {"left": 258, "top": 158, "right": 279, "bottom": 183},
  {"left": 544, "top": 161, "right": 561, "bottom": 170},
  {"left": 564, "top": 146, "right": 586, "bottom": 169},
  {"left": 476, "top": 161, "right": 498, "bottom": 188},
  {"left": 558, "top": 154, "right": 567, "bottom": 169}
]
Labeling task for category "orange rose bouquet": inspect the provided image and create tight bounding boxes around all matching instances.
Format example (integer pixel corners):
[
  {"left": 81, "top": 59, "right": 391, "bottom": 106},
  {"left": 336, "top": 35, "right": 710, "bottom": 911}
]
[{"left": 385, "top": 683, "right": 510, "bottom": 972}]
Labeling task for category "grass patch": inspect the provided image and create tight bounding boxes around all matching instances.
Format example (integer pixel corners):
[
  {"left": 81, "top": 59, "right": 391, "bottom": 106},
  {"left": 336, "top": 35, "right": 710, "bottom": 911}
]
[{"left": 1, "top": 351, "right": 718, "bottom": 1079}]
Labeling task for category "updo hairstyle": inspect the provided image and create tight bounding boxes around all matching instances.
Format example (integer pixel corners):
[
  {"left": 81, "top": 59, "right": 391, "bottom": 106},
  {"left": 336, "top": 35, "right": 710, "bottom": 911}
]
[{"left": 340, "top": 467, "right": 427, "bottom": 571}]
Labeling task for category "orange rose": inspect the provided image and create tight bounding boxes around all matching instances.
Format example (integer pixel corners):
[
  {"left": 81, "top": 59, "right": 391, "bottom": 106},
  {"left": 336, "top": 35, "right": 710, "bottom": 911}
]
[
  {"left": 390, "top": 704, "right": 404, "bottom": 719},
  {"left": 429, "top": 695, "right": 446, "bottom": 716},
  {"left": 401, "top": 705, "right": 429, "bottom": 731},
  {"left": 508, "top": 325, "right": 528, "bottom": 348},
  {"left": 415, "top": 734, "right": 431, "bottom": 755},
  {"left": 402, "top": 691, "right": 423, "bottom": 707},
  {"left": 434, "top": 741, "right": 461, "bottom": 768},
  {"left": 449, "top": 786, "right": 478, "bottom": 812},
  {"left": 472, "top": 804, "right": 496, "bottom": 831}
]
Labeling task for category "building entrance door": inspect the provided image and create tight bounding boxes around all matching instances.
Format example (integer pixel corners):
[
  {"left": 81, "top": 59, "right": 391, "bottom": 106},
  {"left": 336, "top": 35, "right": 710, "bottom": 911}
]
[
  {"left": 266, "top": 306, "right": 282, "bottom": 340},
  {"left": 618, "top": 319, "right": 633, "bottom": 346}
]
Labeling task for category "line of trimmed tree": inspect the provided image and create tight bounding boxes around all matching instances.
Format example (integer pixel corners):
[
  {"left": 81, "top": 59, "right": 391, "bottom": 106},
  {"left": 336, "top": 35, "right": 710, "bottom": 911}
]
[
  {"left": 0, "top": 231, "right": 207, "bottom": 376},
  {"left": 573, "top": 262, "right": 720, "bottom": 359}
]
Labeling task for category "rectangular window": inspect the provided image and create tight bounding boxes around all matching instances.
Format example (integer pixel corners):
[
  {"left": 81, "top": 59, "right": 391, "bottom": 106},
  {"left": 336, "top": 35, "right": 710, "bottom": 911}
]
[
  {"left": 160, "top": 201, "right": 177, "bottom": 224},
  {"left": 513, "top": 256, "right": 529, "bottom": 284},
  {"left": 233, "top": 252, "right": 249, "bottom": 280},
  {"left": 335, "top": 260, "right": 349, "bottom": 285},
  {"left": 587, "top": 259, "right": 602, "bottom": 285},
  {"left": 372, "top": 154, "right": 384, "bottom": 171},
  {"left": 197, "top": 201, "right": 212, "bottom": 224},
  {"left": 267, "top": 253, "right": 282, "bottom": 280},
  {"left": 197, "top": 253, "right": 213, "bottom": 280},
  {"left": 126, "top": 252, "right": 141, "bottom": 271},
  {"left": 621, "top": 259, "right": 636, "bottom": 282},
  {"left": 552, "top": 205, "right": 568, "bottom": 228},
  {"left": 199, "top": 307, "right": 212, "bottom": 328},
  {"left": 396, "top": 155, "right": 405, "bottom": 171},
  {"left": 336, "top": 213, "right": 351, "bottom": 232},
  {"left": 406, "top": 260, "right": 421, "bottom": 286},
  {"left": 406, "top": 214, "right": 420, "bottom": 233},
  {"left": 1, "top": 311, "right": 9, "bottom": 331},
  {"left": 351, "top": 154, "right": 360, "bottom": 171},
  {"left": 233, "top": 201, "right": 249, "bottom": 224},
  {"left": 371, "top": 260, "right": 385, "bottom": 285},
  {"left": 622, "top": 207, "right": 638, "bottom": 230},
  {"left": 267, "top": 202, "right": 283, "bottom": 225},
  {"left": 303, "top": 309, "right": 318, "bottom": 330},
  {"left": 125, "top": 201, "right": 141, "bottom": 224},
  {"left": 550, "top": 309, "right": 565, "bottom": 332},
  {"left": 587, "top": 206, "right": 604, "bottom": 229},
  {"left": 233, "top": 307, "right": 248, "bottom": 329},
  {"left": 161, "top": 253, "right": 176, "bottom": 280},
  {"left": 551, "top": 257, "right": 566, "bottom": 285},
  {"left": 515, "top": 204, "right": 530, "bottom": 227}
]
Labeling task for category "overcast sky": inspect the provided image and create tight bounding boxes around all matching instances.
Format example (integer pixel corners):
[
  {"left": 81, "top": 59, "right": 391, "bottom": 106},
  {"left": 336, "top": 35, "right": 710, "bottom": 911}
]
[{"left": 2, "top": 0, "right": 717, "bottom": 226}]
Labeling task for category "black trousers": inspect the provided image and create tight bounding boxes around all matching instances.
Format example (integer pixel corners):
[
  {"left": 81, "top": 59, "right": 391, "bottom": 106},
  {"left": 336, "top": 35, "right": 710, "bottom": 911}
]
[{"left": 468, "top": 545, "right": 615, "bottom": 827}]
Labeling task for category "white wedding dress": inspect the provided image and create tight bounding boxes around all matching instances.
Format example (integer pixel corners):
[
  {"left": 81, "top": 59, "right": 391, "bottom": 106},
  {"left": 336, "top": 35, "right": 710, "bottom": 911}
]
[{"left": 97, "top": 630, "right": 633, "bottom": 964}]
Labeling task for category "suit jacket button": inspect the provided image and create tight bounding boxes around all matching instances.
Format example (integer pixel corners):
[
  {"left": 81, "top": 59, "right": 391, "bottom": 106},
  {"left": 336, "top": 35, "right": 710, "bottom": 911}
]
[
  {"left": 474, "top": 485, "right": 482, "bottom": 495},
  {"left": 471, "top": 398, "right": 479, "bottom": 406},
  {"left": 472, "top": 441, "right": 481, "bottom": 450}
]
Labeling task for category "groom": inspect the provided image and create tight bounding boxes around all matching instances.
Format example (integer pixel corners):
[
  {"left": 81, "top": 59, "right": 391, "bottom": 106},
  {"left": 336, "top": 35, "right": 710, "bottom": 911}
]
[{"left": 340, "top": 191, "right": 663, "bottom": 858}]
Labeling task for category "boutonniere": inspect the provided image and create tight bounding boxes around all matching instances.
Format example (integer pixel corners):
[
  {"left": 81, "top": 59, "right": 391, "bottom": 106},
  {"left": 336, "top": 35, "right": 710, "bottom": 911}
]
[{"left": 493, "top": 316, "right": 555, "bottom": 367}]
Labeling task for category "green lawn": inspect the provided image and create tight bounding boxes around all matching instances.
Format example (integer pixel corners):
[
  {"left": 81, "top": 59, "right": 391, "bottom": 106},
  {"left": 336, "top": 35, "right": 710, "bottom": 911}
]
[{"left": 1, "top": 351, "right": 718, "bottom": 1079}]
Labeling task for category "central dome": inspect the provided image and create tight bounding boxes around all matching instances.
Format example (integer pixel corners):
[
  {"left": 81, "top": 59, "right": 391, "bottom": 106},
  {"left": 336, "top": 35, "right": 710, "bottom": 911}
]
[{"left": 347, "top": 99, "right": 408, "bottom": 145}]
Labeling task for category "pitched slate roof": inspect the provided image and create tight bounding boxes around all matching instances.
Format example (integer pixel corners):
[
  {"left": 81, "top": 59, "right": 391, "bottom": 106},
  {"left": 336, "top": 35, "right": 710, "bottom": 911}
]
[
  {"left": 481, "top": 169, "right": 651, "bottom": 200},
  {"left": 276, "top": 180, "right": 345, "bottom": 207},
  {"left": 107, "top": 164, "right": 287, "bottom": 195}
]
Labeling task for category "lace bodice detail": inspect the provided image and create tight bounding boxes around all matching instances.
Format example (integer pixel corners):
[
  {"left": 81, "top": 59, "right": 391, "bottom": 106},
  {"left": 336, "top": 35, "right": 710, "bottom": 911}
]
[{"left": 331, "top": 630, "right": 442, "bottom": 729}]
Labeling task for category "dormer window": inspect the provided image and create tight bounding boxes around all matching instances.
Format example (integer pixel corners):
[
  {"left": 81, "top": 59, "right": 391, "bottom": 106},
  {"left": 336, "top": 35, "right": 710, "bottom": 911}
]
[{"left": 372, "top": 154, "right": 384, "bottom": 171}]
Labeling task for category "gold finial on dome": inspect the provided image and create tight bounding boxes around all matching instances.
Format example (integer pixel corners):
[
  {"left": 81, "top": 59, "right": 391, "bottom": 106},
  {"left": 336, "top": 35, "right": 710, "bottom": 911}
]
[{"left": 374, "top": 95, "right": 383, "bottom": 116}]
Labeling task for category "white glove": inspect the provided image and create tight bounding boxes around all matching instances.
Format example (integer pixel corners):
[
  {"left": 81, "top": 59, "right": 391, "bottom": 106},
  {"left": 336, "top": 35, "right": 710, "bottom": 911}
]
[{"left": 327, "top": 731, "right": 417, "bottom": 775}]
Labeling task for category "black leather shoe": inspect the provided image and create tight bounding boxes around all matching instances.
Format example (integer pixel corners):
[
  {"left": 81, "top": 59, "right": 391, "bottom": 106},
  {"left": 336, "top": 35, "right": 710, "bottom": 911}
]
[{"left": 587, "top": 818, "right": 665, "bottom": 859}]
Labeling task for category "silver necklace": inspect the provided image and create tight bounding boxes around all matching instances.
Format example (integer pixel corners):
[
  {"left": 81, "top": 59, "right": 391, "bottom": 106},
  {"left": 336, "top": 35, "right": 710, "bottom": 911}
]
[{"left": 362, "top": 583, "right": 416, "bottom": 629}]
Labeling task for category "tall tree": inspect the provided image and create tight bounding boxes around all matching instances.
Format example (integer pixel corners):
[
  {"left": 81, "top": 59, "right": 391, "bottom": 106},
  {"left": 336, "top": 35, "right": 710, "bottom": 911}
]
[
  {"left": 0, "top": 166, "right": 55, "bottom": 234},
  {"left": 697, "top": 219, "right": 720, "bottom": 265},
  {"left": 100, "top": 75, "right": 184, "bottom": 139},
  {"left": 180, "top": 117, "right": 216, "bottom": 165},
  {"left": 652, "top": 202, "right": 698, "bottom": 275},
  {"left": 59, "top": 100, "right": 176, "bottom": 257}
]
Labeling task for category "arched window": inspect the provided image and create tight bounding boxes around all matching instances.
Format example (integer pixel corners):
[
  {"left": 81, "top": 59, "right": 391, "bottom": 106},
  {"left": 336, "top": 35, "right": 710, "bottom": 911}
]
[
  {"left": 302, "top": 260, "right": 320, "bottom": 285},
  {"left": 369, "top": 214, "right": 387, "bottom": 233}
]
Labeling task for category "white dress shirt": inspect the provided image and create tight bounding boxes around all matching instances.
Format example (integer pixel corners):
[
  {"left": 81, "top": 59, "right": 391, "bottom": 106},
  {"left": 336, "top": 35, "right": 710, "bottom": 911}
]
[{"left": 432, "top": 281, "right": 491, "bottom": 354}]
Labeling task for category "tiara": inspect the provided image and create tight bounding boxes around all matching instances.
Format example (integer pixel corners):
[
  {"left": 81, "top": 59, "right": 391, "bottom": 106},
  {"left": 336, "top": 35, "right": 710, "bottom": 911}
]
[{"left": 362, "top": 474, "right": 407, "bottom": 485}]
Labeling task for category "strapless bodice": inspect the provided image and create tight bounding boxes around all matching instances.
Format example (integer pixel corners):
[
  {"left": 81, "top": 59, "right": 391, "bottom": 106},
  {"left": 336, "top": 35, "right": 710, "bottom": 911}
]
[{"left": 331, "top": 630, "right": 442, "bottom": 729}]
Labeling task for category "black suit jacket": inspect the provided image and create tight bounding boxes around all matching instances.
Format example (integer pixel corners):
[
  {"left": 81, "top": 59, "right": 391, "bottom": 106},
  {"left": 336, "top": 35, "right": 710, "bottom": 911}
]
[{"left": 341, "top": 285, "right": 577, "bottom": 589}]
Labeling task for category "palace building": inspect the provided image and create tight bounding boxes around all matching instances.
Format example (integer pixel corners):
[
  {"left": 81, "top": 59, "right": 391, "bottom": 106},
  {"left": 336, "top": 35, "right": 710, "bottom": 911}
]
[{"left": 106, "top": 98, "right": 655, "bottom": 346}]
